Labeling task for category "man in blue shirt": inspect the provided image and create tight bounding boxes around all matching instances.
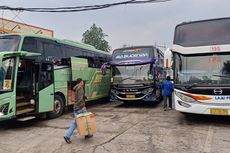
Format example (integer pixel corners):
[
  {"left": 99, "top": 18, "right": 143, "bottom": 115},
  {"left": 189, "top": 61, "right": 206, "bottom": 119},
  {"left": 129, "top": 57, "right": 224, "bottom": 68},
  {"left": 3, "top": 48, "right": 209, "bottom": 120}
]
[{"left": 161, "top": 76, "right": 174, "bottom": 111}]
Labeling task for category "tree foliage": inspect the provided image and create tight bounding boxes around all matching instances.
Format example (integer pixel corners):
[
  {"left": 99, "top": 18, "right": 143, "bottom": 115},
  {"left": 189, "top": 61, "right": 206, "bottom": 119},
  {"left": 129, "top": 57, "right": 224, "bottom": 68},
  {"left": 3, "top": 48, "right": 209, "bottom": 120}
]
[{"left": 82, "top": 24, "right": 111, "bottom": 52}]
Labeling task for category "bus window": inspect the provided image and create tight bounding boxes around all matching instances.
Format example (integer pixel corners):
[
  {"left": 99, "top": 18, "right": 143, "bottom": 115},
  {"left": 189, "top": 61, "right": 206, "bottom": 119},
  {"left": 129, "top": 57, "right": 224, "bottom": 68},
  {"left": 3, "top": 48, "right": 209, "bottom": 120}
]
[
  {"left": 22, "top": 37, "right": 38, "bottom": 53},
  {"left": 40, "top": 63, "right": 53, "bottom": 89},
  {"left": 0, "top": 58, "right": 15, "bottom": 91},
  {"left": 22, "top": 37, "right": 44, "bottom": 61},
  {"left": 87, "top": 57, "right": 95, "bottom": 68},
  {"left": 0, "top": 35, "right": 20, "bottom": 51},
  {"left": 42, "top": 40, "right": 63, "bottom": 64}
]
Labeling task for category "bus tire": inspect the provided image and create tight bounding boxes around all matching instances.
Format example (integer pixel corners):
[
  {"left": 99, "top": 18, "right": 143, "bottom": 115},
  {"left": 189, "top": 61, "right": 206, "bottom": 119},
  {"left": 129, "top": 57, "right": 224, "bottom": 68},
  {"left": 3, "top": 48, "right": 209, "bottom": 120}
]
[
  {"left": 156, "top": 89, "right": 163, "bottom": 102},
  {"left": 47, "top": 94, "right": 65, "bottom": 119}
]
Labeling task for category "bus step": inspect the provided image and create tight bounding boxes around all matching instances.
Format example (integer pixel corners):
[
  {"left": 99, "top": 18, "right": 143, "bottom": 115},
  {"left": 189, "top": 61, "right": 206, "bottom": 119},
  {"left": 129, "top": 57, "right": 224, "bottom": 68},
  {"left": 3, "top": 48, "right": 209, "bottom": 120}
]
[
  {"left": 16, "top": 96, "right": 25, "bottom": 100},
  {"left": 17, "top": 116, "right": 36, "bottom": 121},
  {"left": 16, "top": 108, "right": 35, "bottom": 115},
  {"left": 16, "top": 102, "right": 31, "bottom": 107}
]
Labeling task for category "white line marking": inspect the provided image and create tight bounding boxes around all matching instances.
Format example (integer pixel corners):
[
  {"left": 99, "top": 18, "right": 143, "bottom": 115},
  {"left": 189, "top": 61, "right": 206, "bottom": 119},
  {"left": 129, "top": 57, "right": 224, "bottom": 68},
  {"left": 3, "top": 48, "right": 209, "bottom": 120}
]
[{"left": 203, "top": 125, "right": 214, "bottom": 153}]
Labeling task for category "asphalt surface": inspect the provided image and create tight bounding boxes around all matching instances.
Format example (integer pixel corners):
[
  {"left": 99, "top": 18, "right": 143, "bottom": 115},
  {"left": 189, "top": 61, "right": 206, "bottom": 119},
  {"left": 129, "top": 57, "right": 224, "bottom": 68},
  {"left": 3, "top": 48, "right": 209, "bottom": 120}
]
[{"left": 1, "top": 101, "right": 230, "bottom": 153}]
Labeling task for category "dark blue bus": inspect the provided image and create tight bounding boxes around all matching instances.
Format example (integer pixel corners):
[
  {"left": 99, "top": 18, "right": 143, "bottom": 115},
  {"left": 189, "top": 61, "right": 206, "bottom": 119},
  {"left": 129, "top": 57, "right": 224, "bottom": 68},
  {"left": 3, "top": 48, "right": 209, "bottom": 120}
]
[{"left": 110, "top": 46, "right": 164, "bottom": 103}]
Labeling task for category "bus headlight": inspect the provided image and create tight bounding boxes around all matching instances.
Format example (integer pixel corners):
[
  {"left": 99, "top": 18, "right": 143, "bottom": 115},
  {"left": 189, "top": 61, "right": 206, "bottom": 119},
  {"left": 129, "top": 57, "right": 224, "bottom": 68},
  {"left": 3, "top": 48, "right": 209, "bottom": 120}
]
[
  {"left": 111, "top": 89, "right": 119, "bottom": 95},
  {"left": 0, "top": 103, "right": 9, "bottom": 116},
  {"left": 175, "top": 91, "right": 196, "bottom": 103},
  {"left": 142, "top": 88, "right": 154, "bottom": 95},
  {"left": 111, "top": 77, "right": 113, "bottom": 83},
  {"left": 178, "top": 101, "right": 191, "bottom": 108}
]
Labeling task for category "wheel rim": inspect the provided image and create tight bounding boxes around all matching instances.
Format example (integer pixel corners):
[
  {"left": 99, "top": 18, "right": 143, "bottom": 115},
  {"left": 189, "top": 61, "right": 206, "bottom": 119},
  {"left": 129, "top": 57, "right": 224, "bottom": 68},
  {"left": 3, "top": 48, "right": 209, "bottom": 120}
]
[
  {"left": 54, "top": 99, "right": 61, "bottom": 113},
  {"left": 156, "top": 90, "right": 161, "bottom": 100}
]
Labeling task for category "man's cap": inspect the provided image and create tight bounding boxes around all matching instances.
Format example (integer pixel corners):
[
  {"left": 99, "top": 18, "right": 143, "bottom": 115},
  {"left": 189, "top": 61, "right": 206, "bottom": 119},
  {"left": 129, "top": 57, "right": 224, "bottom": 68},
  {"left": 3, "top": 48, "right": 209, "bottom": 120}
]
[{"left": 76, "top": 78, "right": 83, "bottom": 85}]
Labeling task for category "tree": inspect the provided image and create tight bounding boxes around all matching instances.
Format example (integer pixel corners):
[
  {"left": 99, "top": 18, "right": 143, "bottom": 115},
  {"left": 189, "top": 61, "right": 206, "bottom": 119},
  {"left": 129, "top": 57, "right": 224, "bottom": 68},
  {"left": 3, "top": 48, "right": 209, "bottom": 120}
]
[{"left": 82, "top": 24, "right": 111, "bottom": 52}]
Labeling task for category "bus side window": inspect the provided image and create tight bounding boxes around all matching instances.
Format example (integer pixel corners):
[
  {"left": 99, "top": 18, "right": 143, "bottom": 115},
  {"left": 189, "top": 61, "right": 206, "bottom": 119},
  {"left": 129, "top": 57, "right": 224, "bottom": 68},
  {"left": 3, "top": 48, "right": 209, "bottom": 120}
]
[
  {"left": 93, "top": 55, "right": 101, "bottom": 68},
  {"left": 22, "top": 37, "right": 38, "bottom": 52},
  {"left": 40, "top": 39, "right": 64, "bottom": 64},
  {"left": 88, "top": 57, "right": 94, "bottom": 68},
  {"left": 39, "top": 63, "right": 53, "bottom": 89}
]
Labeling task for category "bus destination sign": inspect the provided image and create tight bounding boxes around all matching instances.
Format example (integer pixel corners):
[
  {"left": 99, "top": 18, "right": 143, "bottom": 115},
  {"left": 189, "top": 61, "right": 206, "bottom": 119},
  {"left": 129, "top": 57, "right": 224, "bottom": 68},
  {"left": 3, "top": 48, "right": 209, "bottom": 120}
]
[{"left": 114, "top": 48, "right": 150, "bottom": 59}]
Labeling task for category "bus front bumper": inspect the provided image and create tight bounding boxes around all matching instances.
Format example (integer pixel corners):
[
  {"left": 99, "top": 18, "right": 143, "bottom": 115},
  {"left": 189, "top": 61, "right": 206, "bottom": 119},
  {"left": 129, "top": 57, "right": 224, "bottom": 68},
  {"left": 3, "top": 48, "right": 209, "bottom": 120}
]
[
  {"left": 110, "top": 94, "right": 158, "bottom": 102},
  {"left": 0, "top": 115, "right": 16, "bottom": 121},
  {"left": 175, "top": 100, "right": 230, "bottom": 116}
]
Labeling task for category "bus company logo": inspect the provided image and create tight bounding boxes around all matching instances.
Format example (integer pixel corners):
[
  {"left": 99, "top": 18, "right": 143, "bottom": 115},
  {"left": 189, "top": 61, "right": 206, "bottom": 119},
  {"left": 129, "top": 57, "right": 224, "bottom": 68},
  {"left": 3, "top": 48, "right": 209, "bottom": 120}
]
[
  {"left": 123, "top": 89, "right": 138, "bottom": 92},
  {"left": 213, "top": 88, "right": 223, "bottom": 95},
  {"left": 115, "top": 53, "right": 148, "bottom": 59},
  {"left": 215, "top": 96, "right": 230, "bottom": 100}
]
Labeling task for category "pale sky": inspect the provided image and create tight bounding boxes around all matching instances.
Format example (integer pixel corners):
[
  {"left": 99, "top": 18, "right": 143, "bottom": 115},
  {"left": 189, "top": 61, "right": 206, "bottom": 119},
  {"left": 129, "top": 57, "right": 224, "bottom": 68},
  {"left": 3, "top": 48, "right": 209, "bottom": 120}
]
[{"left": 1, "top": 0, "right": 230, "bottom": 51}]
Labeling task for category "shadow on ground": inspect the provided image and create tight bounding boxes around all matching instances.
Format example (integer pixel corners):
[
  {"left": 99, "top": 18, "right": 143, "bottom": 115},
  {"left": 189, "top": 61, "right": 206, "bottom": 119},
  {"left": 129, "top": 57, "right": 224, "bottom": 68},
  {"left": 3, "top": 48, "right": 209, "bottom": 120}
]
[
  {"left": 115, "top": 100, "right": 162, "bottom": 109},
  {"left": 179, "top": 112, "right": 230, "bottom": 126}
]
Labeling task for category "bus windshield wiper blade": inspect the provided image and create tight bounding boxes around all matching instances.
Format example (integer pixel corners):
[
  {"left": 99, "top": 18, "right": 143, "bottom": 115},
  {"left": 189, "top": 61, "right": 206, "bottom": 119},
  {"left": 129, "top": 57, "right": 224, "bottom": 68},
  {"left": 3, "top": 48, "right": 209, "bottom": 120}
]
[
  {"left": 184, "top": 83, "right": 197, "bottom": 89},
  {"left": 212, "top": 74, "right": 230, "bottom": 78},
  {"left": 121, "top": 77, "right": 133, "bottom": 81}
]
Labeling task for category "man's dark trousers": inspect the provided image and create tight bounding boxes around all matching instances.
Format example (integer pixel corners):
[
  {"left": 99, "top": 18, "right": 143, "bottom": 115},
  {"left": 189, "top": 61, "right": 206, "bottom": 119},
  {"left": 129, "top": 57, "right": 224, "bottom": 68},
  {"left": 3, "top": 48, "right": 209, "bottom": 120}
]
[{"left": 163, "top": 95, "right": 172, "bottom": 109}]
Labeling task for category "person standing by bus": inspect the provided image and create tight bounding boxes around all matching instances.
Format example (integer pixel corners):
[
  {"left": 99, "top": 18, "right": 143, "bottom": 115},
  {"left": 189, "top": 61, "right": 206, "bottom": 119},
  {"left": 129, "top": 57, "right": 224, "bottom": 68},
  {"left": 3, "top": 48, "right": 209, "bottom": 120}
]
[
  {"left": 161, "top": 76, "right": 174, "bottom": 111},
  {"left": 64, "top": 78, "right": 92, "bottom": 144}
]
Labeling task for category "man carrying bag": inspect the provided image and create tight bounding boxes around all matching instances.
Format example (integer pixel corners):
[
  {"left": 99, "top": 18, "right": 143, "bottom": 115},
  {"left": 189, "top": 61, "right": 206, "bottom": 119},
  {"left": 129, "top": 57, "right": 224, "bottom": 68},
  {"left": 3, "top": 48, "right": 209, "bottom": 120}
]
[{"left": 64, "top": 78, "right": 93, "bottom": 144}]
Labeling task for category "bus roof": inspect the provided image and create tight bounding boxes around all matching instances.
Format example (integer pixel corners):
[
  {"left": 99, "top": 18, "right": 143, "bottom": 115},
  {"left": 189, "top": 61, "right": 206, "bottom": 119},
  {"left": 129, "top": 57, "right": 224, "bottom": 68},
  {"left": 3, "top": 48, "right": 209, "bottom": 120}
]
[
  {"left": 114, "top": 45, "right": 155, "bottom": 51},
  {"left": 173, "top": 17, "right": 230, "bottom": 53},
  {"left": 113, "top": 45, "right": 163, "bottom": 55},
  {"left": 1, "top": 33, "right": 111, "bottom": 56},
  {"left": 175, "top": 17, "right": 230, "bottom": 29}
]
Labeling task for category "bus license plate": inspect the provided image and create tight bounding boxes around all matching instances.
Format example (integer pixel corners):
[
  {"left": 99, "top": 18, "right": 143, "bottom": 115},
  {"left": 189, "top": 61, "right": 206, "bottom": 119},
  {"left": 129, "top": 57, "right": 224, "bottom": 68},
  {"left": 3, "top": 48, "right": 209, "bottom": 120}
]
[
  {"left": 126, "top": 95, "right": 135, "bottom": 98},
  {"left": 210, "top": 108, "right": 228, "bottom": 115}
]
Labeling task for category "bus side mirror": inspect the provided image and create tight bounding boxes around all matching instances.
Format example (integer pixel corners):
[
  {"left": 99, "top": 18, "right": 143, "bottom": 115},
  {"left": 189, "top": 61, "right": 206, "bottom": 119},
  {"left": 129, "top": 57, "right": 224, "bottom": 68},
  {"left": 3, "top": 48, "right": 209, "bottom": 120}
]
[{"left": 101, "top": 63, "right": 107, "bottom": 76}]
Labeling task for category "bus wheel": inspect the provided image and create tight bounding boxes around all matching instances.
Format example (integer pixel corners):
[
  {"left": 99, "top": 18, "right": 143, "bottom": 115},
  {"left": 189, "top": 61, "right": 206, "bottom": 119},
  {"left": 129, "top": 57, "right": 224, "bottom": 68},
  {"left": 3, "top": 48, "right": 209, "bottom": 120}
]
[
  {"left": 156, "top": 89, "right": 163, "bottom": 102},
  {"left": 48, "top": 94, "right": 65, "bottom": 118}
]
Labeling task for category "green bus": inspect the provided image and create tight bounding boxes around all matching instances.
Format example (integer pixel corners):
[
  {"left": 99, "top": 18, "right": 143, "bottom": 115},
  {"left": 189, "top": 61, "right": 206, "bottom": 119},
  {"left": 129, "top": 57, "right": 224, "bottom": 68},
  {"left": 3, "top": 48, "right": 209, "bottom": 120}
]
[{"left": 0, "top": 34, "right": 111, "bottom": 121}]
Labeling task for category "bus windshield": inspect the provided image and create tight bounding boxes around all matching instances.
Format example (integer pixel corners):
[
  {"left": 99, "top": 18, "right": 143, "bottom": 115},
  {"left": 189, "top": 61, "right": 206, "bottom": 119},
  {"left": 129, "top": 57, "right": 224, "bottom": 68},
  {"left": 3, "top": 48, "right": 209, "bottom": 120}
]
[
  {"left": 0, "top": 35, "right": 20, "bottom": 51},
  {"left": 174, "top": 18, "right": 230, "bottom": 47},
  {"left": 112, "top": 64, "right": 153, "bottom": 85},
  {"left": 0, "top": 58, "right": 15, "bottom": 91},
  {"left": 174, "top": 53, "right": 230, "bottom": 85}
]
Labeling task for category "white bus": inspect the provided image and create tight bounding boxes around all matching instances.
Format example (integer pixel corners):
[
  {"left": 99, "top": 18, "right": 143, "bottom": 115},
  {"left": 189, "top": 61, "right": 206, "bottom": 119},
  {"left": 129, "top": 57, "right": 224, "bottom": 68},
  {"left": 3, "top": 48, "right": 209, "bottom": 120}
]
[{"left": 172, "top": 18, "right": 230, "bottom": 115}]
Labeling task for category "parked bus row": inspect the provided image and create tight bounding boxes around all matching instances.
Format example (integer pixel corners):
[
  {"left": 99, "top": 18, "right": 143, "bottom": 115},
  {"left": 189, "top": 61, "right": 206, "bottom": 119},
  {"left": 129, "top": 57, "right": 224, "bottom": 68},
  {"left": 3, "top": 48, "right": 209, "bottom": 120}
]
[{"left": 1, "top": 17, "right": 230, "bottom": 122}]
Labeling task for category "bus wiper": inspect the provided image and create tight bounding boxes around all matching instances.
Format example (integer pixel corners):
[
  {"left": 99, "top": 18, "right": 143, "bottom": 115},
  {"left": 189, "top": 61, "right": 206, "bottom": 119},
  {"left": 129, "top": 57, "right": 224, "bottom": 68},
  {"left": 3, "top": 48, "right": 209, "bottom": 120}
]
[
  {"left": 183, "top": 83, "right": 197, "bottom": 89},
  {"left": 212, "top": 74, "right": 230, "bottom": 78},
  {"left": 121, "top": 77, "right": 133, "bottom": 81}
]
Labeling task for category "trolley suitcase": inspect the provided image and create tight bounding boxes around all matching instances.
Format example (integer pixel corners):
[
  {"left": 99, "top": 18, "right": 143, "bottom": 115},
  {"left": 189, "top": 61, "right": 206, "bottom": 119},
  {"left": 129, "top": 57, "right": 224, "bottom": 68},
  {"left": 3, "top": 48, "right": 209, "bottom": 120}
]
[{"left": 76, "top": 112, "right": 96, "bottom": 136}]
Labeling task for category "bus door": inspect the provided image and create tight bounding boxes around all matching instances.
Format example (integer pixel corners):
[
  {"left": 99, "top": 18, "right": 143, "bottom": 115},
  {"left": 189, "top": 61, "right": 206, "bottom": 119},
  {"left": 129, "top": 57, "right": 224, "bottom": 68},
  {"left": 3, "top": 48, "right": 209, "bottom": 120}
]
[
  {"left": 36, "top": 62, "right": 54, "bottom": 113},
  {"left": 70, "top": 57, "right": 89, "bottom": 98},
  {"left": 16, "top": 59, "right": 36, "bottom": 115},
  {"left": 16, "top": 59, "right": 54, "bottom": 115}
]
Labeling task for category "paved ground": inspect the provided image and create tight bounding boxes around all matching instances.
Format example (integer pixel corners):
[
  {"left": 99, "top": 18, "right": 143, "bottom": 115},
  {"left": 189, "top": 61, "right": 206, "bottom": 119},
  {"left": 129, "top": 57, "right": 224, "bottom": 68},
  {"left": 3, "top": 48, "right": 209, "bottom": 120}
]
[{"left": 1, "top": 101, "right": 230, "bottom": 153}]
